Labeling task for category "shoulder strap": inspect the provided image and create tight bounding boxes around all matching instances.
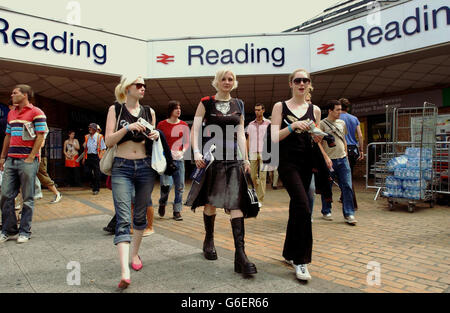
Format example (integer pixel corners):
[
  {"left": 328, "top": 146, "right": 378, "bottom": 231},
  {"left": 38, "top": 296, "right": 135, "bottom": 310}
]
[
  {"left": 201, "top": 96, "right": 212, "bottom": 104},
  {"left": 323, "top": 119, "right": 345, "bottom": 142},
  {"left": 114, "top": 102, "right": 121, "bottom": 118},
  {"left": 201, "top": 96, "right": 214, "bottom": 119},
  {"left": 115, "top": 103, "right": 123, "bottom": 132},
  {"left": 234, "top": 98, "right": 245, "bottom": 118},
  {"left": 308, "top": 103, "right": 316, "bottom": 122},
  {"left": 96, "top": 134, "right": 102, "bottom": 150},
  {"left": 143, "top": 105, "right": 152, "bottom": 125}
]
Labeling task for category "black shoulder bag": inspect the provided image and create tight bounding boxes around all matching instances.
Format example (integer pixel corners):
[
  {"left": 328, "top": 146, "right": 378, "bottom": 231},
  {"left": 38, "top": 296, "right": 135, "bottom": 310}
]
[{"left": 242, "top": 170, "right": 260, "bottom": 218}]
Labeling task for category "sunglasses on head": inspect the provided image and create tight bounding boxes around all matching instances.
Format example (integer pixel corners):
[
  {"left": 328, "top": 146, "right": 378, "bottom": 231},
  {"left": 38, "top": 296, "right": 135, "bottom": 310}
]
[
  {"left": 293, "top": 78, "right": 311, "bottom": 85},
  {"left": 133, "top": 83, "right": 146, "bottom": 89}
]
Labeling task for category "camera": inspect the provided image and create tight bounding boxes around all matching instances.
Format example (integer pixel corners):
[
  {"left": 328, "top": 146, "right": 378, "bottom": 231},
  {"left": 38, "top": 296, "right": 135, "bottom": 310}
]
[
  {"left": 323, "top": 134, "right": 336, "bottom": 147},
  {"left": 137, "top": 117, "right": 154, "bottom": 138}
]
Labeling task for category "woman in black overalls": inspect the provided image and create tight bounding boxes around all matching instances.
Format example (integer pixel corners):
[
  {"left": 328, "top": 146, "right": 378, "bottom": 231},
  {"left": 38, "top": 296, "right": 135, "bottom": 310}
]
[
  {"left": 187, "top": 68, "right": 257, "bottom": 276},
  {"left": 270, "top": 68, "right": 327, "bottom": 281}
]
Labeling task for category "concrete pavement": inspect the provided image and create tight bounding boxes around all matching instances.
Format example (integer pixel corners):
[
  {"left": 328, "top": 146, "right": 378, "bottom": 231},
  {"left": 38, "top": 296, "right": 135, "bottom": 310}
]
[{"left": 0, "top": 179, "right": 449, "bottom": 293}]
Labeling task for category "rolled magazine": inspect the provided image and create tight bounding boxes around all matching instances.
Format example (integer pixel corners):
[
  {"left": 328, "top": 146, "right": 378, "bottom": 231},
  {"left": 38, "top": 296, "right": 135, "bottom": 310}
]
[{"left": 190, "top": 144, "right": 216, "bottom": 184}]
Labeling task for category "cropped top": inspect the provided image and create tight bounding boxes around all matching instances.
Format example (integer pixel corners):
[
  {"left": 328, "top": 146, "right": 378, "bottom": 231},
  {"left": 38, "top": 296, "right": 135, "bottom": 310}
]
[{"left": 115, "top": 102, "right": 153, "bottom": 146}]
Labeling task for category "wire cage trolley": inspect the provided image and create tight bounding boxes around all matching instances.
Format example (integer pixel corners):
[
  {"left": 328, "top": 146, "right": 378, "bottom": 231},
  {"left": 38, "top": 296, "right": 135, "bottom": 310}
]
[{"left": 366, "top": 102, "right": 437, "bottom": 212}]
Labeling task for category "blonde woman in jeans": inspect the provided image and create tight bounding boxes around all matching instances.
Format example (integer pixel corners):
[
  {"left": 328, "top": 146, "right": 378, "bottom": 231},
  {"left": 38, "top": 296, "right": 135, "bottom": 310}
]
[{"left": 105, "top": 75, "right": 158, "bottom": 289}]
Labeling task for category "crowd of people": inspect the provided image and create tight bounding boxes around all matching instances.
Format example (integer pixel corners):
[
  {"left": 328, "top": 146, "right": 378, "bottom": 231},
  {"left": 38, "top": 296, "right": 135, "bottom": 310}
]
[{"left": 0, "top": 67, "right": 364, "bottom": 289}]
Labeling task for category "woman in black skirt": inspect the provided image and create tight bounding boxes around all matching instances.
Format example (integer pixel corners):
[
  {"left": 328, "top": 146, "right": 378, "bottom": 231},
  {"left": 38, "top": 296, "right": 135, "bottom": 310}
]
[
  {"left": 270, "top": 68, "right": 327, "bottom": 281},
  {"left": 187, "top": 68, "right": 256, "bottom": 276}
]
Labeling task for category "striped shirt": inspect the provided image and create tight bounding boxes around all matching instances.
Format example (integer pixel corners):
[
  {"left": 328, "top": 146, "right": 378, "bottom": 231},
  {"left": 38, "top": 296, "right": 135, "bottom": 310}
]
[{"left": 6, "top": 103, "right": 47, "bottom": 158}]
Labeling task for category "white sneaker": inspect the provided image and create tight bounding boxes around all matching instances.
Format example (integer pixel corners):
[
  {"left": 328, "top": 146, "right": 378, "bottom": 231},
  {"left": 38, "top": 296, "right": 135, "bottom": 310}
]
[
  {"left": 0, "top": 233, "right": 9, "bottom": 243},
  {"left": 50, "top": 192, "right": 62, "bottom": 204},
  {"left": 0, "top": 233, "right": 18, "bottom": 243},
  {"left": 322, "top": 213, "right": 333, "bottom": 221},
  {"left": 345, "top": 215, "right": 357, "bottom": 225},
  {"left": 17, "top": 235, "right": 30, "bottom": 244},
  {"left": 34, "top": 193, "right": 43, "bottom": 200},
  {"left": 294, "top": 264, "right": 312, "bottom": 281}
]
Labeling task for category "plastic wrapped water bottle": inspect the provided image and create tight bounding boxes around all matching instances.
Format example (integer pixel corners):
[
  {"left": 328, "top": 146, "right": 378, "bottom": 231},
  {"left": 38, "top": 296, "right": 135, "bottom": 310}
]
[
  {"left": 406, "top": 147, "right": 420, "bottom": 158},
  {"left": 387, "top": 156, "right": 408, "bottom": 171}
]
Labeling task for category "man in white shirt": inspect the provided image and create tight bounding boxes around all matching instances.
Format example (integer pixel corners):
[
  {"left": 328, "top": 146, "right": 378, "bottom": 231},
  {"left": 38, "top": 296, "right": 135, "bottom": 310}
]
[
  {"left": 246, "top": 103, "right": 271, "bottom": 204},
  {"left": 82, "top": 123, "right": 106, "bottom": 195}
]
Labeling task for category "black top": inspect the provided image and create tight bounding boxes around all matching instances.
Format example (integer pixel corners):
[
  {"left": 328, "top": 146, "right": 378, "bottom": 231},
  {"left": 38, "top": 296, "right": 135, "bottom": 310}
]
[
  {"left": 116, "top": 103, "right": 151, "bottom": 146},
  {"left": 202, "top": 96, "right": 243, "bottom": 161},
  {"left": 279, "top": 102, "right": 315, "bottom": 164}
]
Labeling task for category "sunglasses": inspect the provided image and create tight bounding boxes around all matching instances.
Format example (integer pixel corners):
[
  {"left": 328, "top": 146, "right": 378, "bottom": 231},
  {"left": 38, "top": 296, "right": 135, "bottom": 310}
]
[
  {"left": 293, "top": 78, "right": 311, "bottom": 85},
  {"left": 133, "top": 83, "right": 146, "bottom": 89}
]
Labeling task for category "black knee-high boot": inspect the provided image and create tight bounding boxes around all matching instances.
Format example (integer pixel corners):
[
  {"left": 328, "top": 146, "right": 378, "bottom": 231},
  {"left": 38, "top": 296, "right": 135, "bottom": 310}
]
[
  {"left": 231, "top": 217, "right": 257, "bottom": 274},
  {"left": 203, "top": 213, "right": 217, "bottom": 260}
]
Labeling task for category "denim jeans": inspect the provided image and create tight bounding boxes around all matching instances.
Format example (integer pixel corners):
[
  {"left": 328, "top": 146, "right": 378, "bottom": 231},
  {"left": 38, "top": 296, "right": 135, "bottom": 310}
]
[
  {"left": 159, "top": 160, "right": 185, "bottom": 212},
  {"left": 308, "top": 175, "right": 315, "bottom": 215},
  {"left": 321, "top": 157, "right": 355, "bottom": 217},
  {"left": 1, "top": 158, "right": 39, "bottom": 238},
  {"left": 35, "top": 176, "right": 42, "bottom": 197},
  {"left": 111, "top": 157, "right": 157, "bottom": 245}
]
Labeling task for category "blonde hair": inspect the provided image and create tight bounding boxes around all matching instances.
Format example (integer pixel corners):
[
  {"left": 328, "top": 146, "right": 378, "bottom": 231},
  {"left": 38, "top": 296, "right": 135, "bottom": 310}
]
[
  {"left": 211, "top": 68, "right": 238, "bottom": 91},
  {"left": 289, "top": 68, "right": 314, "bottom": 94},
  {"left": 114, "top": 75, "right": 144, "bottom": 103}
]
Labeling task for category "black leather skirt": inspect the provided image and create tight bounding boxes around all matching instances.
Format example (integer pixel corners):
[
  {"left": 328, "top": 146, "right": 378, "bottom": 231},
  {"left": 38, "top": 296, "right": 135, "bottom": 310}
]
[{"left": 190, "top": 160, "right": 246, "bottom": 211}]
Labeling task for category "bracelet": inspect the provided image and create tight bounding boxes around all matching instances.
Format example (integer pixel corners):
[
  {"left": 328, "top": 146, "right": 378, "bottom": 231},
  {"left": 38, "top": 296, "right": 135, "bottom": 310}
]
[
  {"left": 125, "top": 124, "right": 130, "bottom": 132},
  {"left": 193, "top": 149, "right": 200, "bottom": 154},
  {"left": 287, "top": 124, "right": 294, "bottom": 133}
]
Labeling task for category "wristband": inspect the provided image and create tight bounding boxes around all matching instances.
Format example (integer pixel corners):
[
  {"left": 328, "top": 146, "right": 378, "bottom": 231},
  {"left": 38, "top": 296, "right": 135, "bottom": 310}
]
[
  {"left": 287, "top": 124, "right": 294, "bottom": 133},
  {"left": 193, "top": 149, "right": 200, "bottom": 154},
  {"left": 125, "top": 124, "right": 130, "bottom": 132}
]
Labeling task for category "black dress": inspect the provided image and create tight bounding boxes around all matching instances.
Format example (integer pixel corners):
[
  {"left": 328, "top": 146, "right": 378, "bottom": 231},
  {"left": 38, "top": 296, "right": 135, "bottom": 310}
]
[
  {"left": 187, "top": 96, "right": 247, "bottom": 212},
  {"left": 278, "top": 101, "right": 315, "bottom": 265}
]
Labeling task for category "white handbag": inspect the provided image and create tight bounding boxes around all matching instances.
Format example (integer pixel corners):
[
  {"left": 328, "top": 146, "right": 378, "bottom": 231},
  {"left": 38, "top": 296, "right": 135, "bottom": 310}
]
[
  {"left": 151, "top": 136, "right": 167, "bottom": 175},
  {"left": 100, "top": 105, "right": 123, "bottom": 176}
]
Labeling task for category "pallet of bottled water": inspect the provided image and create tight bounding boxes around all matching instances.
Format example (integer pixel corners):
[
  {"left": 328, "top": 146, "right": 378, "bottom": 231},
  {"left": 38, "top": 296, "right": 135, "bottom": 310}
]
[{"left": 383, "top": 148, "right": 432, "bottom": 200}]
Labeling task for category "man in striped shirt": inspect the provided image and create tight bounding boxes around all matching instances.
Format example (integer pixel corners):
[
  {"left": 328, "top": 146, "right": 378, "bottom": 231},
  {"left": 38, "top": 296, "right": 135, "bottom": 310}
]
[{"left": 0, "top": 85, "right": 47, "bottom": 244}]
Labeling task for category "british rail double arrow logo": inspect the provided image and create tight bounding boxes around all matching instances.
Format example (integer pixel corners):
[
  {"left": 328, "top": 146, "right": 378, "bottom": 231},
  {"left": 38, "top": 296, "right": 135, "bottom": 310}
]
[
  {"left": 157, "top": 53, "right": 175, "bottom": 64},
  {"left": 317, "top": 43, "right": 335, "bottom": 55}
]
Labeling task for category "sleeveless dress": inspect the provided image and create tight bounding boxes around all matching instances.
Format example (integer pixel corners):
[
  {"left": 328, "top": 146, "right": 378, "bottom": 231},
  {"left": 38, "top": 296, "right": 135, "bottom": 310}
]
[{"left": 188, "top": 96, "right": 247, "bottom": 212}]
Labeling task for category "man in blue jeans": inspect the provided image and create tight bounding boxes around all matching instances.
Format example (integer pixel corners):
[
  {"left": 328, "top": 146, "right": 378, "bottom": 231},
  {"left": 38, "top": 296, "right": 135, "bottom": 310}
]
[
  {"left": 0, "top": 85, "right": 48, "bottom": 243},
  {"left": 156, "top": 100, "right": 189, "bottom": 221},
  {"left": 319, "top": 100, "right": 357, "bottom": 225}
]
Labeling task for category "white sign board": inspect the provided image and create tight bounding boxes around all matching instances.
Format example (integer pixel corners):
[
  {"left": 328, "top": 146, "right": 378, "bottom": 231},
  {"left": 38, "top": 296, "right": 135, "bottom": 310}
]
[
  {"left": 0, "top": 10, "right": 148, "bottom": 76},
  {"left": 148, "top": 34, "right": 310, "bottom": 78},
  {"left": 310, "top": 0, "right": 450, "bottom": 72}
]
